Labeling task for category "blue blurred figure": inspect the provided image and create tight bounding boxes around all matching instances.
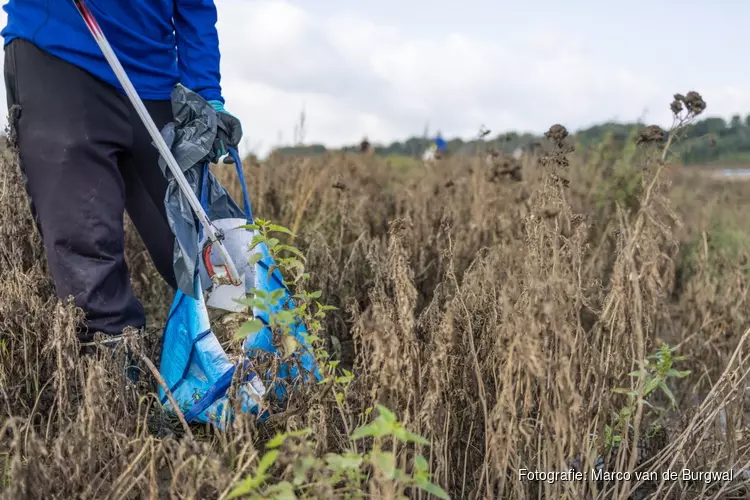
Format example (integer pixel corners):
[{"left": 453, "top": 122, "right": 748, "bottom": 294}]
[{"left": 434, "top": 131, "right": 447, "bottom": 157}]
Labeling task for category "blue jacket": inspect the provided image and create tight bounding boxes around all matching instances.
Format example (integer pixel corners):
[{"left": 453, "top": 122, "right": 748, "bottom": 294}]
[{"left": 1, "top": 0, "right": 223, "bottom": 103}]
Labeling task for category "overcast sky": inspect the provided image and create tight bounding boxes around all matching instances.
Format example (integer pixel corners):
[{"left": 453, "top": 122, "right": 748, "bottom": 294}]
[{"left": 1, "top": 0, "right": 748, "bottom": 156}]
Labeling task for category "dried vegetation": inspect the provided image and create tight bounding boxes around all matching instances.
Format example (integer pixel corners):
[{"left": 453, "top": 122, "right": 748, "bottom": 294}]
[{"left": 3, "top": 92, "right": 750, "bottom": 499}]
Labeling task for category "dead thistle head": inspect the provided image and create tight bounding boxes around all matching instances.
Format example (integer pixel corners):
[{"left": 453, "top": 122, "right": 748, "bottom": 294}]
[
  {"left": 540, "top": 124, "right": 574, "bottom": 170},
  {"left": 670, "top": 91, "right": 706, "bottom": 119},
  {"left": 545, "top": 124, "right": 569, "bottom": 146},
  {"left": 636, "top": 125, "right": 667, "bottom": 145}
]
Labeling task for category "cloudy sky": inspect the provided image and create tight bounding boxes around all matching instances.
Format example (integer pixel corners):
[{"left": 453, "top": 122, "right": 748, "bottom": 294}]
[{"left": 2, "top": 0, "right": 749, "bottom": 156}]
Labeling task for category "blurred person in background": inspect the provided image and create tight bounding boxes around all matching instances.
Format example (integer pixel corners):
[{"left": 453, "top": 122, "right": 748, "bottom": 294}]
[
  {"left": 1, "top": 0, "right": 242, "bottom": 350},
  {"left": 434, "top": 131, "right": 448, "bottom": 159},
  {"left": 359, "top": 136, "right": 373, "bottom": 154}
]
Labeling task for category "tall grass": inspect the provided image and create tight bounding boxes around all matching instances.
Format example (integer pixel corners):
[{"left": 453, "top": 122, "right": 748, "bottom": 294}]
[{"left": 2, "top": 92, "right": 750, "bottom": 498}]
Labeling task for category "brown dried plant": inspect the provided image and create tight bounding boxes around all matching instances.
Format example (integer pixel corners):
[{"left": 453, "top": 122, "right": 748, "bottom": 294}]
[{"left": 3, "top": 91, "right": 750, "bottom": 499}]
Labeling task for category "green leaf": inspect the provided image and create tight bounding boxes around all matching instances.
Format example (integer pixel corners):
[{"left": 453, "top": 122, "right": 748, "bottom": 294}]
[
  {"left": 270, "top": 289, "right": 286, "bottom": 302},
  {"left": 275, "top": 310, "right": 295, "bottom": 325},
  {"left": 275, "top": 244, "right": 307, "bottom": 262},
  {"left": 281, "top": 335, "right": 300, "bottom": 358},
  {"left": 281, "top": 258, "right": 305, "bottom": 270},
  {"left": 226, "top": 478, "right": 259, "bottom": 499},
  {"left": 266, "top": 238, "right": 280, "bottom": 249},
  {"left": 667, "top": 369, "right": 691, "bottom": 378},
  {"left": 266, "top": 432, "right": 287, "bottom": 449},
  {"left": 350, "top": 419, "right": 390, "bottom": 440},
  {"left": 414, "top": 455, "right": 429, "bottom": 473},
  {"left": 414, "top": 476, "right": 451, "bottom": 500},
  {"left": 257, "top": 450, "right": 280, "bottom": 476},
  {"left": 248, "top": 252, "right": 263, "bottom": 266},
  {"left": 251, "top": 234, "right": 266, "bottom": 250},
  {"left": 393, "top": 428, "right": 430, "bottom": 445},
  {"left": 262, "top": 481, "right": 297, "bottom": 499},
  {"left": 392, "top": 468, "right": 407, "bottom": 481},
  {"left": 658, "top": 380, "right": 678, "bottom": 408},
  {"left": 325, "top": 453, "right": 363, "bottom": 471},
  {"left": 376, "top": 405, "right": 397, "bottom": 424},
  {"left": 643, "top": 377, "right": 660, "bottom": 397},
  {"left": 226, "top": 450, "right": 279, "bottom": 498},
  {"left": 370, "top": 450, "right": 396, "bottom": 480},
  {"left": 235, "top": 319, "right": 264, "bottom": 340},
  {"left": 238, "top": 223, "right": 260, "bottom": 231},
  {"left": 300, "top": 333, "right": 322, "bottom": 344},
  {"left": 233, "top": 297, "right": 257, "bottom": 308},
  {"left": 294, "top": 290, "right": 322, "bottom": 301},
  {"left": 628, "top": 370, "right": 647, "bottom": 378},
  {"left": 237, "top": 298, "right": 268, "bottom": 310},
  {"left": 268, "top": 224, "right": 296, "bottom": 237}
]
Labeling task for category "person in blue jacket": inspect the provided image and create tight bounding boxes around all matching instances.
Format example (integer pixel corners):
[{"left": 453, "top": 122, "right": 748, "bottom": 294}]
[
  {"left": 434, "top": 131, "right": 448, "bottom": 158},
  {"left": 1, "top": 0, "right": 242, "bottom": 349}
]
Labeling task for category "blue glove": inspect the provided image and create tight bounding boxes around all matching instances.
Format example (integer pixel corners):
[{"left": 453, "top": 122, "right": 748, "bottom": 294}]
[{"left": 208, "top": 100, "right": 243, "bottom": 164}]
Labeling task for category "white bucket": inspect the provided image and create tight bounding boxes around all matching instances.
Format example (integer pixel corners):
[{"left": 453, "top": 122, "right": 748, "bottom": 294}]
[{"left": 197, "top": 218, "right": 260, "bottom": 312}]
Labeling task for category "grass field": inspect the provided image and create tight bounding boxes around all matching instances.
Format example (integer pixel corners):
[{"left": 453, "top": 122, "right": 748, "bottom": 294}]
[{"left": 3, "top": 94, "right": 750, "bottom": 499}]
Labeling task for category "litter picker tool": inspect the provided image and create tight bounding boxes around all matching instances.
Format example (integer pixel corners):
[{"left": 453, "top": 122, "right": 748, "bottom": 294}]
[{"left": 72, "top": 0, "right": 241, "bottom": 285}]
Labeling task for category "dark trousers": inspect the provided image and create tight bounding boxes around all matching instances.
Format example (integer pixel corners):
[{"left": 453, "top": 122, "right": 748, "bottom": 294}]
[{"left": 4, "top": 39, "right": 177, "bottom": 341}]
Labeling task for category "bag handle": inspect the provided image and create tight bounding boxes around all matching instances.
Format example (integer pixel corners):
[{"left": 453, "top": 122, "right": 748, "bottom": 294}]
[
  {"left": 228, "top": 148, "right": 253, "bottom": 222},
  {"left": 198, "top": 149, "right": 254, "bottom": 287},
  {"left": 199, "top": 148, "right": 253, "bottom": 223}
]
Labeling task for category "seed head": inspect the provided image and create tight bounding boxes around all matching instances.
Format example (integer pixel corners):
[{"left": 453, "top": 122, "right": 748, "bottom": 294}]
[
  {"left": 636, "top": 125, "right": 666, "bottom": 145},
  {"left": 683, "top": 91, "right": 706, "bottom": 116},
  {"left": 670, "top": 98, "right": 683, "bottom": 115},
  {"left": 545, "top": 124, "right": 569, "bottom": 144}
]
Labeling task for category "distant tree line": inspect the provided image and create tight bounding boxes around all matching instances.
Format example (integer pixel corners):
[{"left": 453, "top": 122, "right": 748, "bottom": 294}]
[{"left": 270, "top": 113, "right": 750, "bottom": 165}]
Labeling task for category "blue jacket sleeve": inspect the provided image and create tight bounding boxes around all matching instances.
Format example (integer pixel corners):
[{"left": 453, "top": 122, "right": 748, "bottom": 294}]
[{"left": 174, "top": 0, "right": 224, "bottom": 103}]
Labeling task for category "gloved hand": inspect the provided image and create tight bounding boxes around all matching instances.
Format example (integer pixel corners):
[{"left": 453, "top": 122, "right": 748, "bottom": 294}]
[{"left": 208, "top": 100, "right": 243, "bottom": 164}]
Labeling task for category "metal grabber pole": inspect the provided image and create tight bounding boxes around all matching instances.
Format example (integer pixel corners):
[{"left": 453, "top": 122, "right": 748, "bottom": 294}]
[{"left": 71, "top": 0, "right": 241, "bottom": 284}]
